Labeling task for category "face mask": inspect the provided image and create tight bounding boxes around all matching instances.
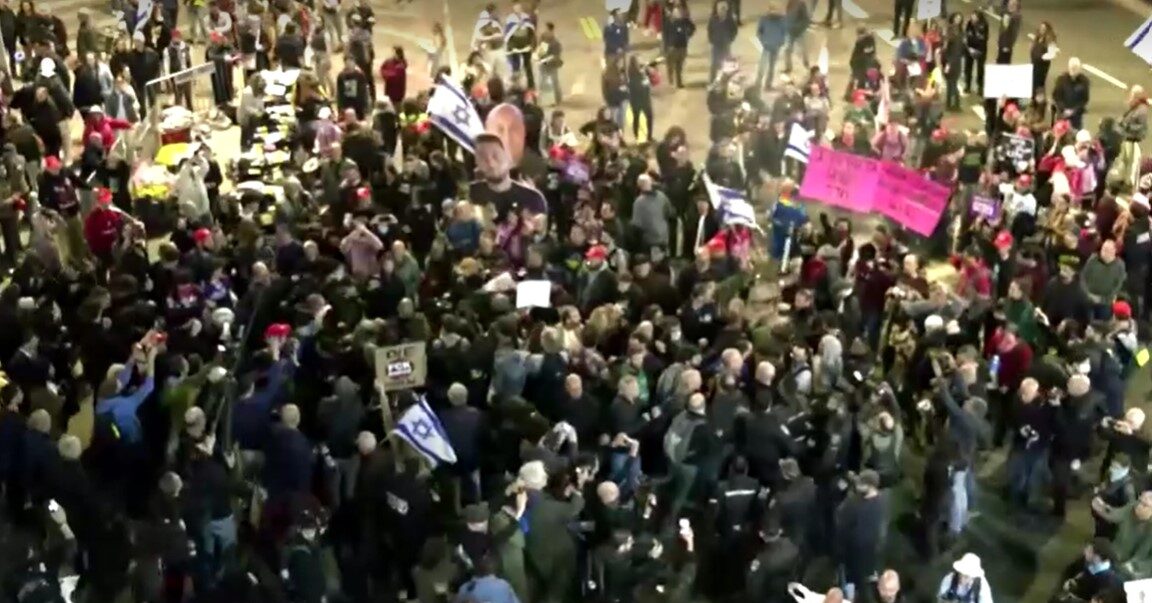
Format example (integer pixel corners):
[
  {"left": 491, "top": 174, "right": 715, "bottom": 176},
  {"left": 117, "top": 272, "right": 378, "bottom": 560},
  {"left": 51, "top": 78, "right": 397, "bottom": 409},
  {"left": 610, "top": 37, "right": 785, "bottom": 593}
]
[
  {"left": 301, "top": 529, "right": 318, "bottom": 541},
  {"left": 1110, "top": 466, "right": 1129, "bottom": 481},
  {"left": 1087, "top": 560, "right": 1110, "bottom": 574}
]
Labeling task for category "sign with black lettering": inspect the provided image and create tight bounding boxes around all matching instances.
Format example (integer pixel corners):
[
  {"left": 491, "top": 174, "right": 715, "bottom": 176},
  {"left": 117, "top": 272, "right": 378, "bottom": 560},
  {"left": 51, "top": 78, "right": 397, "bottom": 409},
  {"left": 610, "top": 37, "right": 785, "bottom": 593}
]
[{"left": 374, "top": 342, "right": 428, "bottom": 391}]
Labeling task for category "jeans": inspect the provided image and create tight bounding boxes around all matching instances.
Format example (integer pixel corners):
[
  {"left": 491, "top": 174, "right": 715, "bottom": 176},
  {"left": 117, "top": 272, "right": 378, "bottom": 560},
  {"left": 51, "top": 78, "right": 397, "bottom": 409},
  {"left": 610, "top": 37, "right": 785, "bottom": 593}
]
[
  {"left": 323, "top": 10, "right": 344, "bottom": 48},
  {"left": 609, "top": 451, "right": 642, "bottom": 501},
  {"left": 948, "top": 469, "right": 969, "bottom": 535},
  {"left": 1006, "top": 447, "right": 1046, "bottom": 504},
  {"left": 785, "top": 33, "right": 810, "bottom": 72},
  {"left": 609, "top": 102, "right": 627, "bottom": 130},
  {"left": 756, "top": 49, "right": 779, "bottom": 90},
  {"left": 196, "top": 515, "right": 237, "bottom": 590},
  {"left": 508, "top": 52, "right": 535, "bottom": 88},
  {"left": 665, "top": 47, "right": 686, "bottom": 87},
  {"left": 710, "top": 45, "right": 730, "bottom": 82},
  {"left": 539, "top": 67, "right": 562, "bottom": 105},
  {"left": 964, "top": 52, "right": 985, "bottom": 94},
  {"left": 186, "top": 4, "right": 208, "bottom": 42}
]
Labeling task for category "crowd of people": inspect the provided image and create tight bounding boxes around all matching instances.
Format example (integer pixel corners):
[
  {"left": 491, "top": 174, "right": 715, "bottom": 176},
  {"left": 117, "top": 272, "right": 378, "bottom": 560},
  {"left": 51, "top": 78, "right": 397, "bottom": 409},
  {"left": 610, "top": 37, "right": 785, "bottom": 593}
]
[{"left": 0, "top": 0, "right": 1146, "bottom": 602}]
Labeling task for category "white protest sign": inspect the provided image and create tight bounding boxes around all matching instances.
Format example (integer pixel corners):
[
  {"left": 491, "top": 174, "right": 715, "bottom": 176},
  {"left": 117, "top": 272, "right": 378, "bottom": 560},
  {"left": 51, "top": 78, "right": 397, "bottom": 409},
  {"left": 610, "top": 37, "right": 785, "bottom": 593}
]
[
  {"left": 516, "top": 280, "right": 552, "bottom": 309},
  {"left": 983, "top": 64, "right": 1034, "bottom": 99},
  {"left": 1126, "top": 578, "right": 1152, "bottom": 603},
  {"left": 916, "top": 0, "right": 941, "bottom": 20},
  {"left": 606, "top": 0, "right": 632, "bottom": 12}
]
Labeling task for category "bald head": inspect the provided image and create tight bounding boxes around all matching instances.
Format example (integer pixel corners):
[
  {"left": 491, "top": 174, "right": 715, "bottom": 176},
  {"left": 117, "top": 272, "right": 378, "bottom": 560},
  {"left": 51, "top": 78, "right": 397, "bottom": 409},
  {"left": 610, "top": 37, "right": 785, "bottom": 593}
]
[
  {"left": 1019, "top": 378, "right": 1039, "bottom": 402},
  {"left": 448, "top": 382, "right": 468, "bottom": 406},
  {"left": 29, "top": 409, "right": 50, "bottom": 433},
  {"left": 357, "top": 431, "right": 377, "bottom": 455},
  {"left": 57, "top": 434, "right": 81, "bottom": 460},
  {"left": 282, "top": 404, "right": 301, "bottom": 429},
  {"left": 597, "top": 481, "right": 620, "bottom": 505},
  {"left": 877, "top": 570, "right": 901, "bottom": 602},
  {"left": 1068, "top": 374, "right": 1091, "bottom": 397},
  {"left": 755, "top": 361, "right": 776, "bottom": 385}
]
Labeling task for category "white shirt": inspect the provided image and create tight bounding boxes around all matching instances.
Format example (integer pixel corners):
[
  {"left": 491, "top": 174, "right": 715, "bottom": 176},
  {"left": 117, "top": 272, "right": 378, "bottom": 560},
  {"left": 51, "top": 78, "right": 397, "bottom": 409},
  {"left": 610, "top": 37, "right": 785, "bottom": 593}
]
[{"left": 937, "top": 574, "right": 994, "bottom": 603}]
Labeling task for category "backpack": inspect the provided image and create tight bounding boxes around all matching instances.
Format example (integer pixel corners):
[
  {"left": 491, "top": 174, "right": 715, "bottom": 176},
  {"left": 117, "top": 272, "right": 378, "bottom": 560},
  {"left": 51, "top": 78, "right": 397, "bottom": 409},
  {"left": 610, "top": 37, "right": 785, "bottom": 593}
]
[{"left": 663, "top": 411, "right": 702, "bottom": 464}]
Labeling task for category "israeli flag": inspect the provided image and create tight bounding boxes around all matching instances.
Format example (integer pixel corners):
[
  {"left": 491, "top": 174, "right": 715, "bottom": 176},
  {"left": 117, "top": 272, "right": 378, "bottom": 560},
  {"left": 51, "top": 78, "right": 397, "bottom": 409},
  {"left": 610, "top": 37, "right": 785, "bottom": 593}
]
[
  {"left": 471, "top": 9, "right": 501, "bottom": 48},
  {"left": 1126, "top": 15, "right": 1152, "bottom": 66},
  {"left": 784, "top": 123, "right": 812, "bottom": 163},
  {"left": 427, "top": 75, "right": 485, "bottom": 154},
  {"left": 135, "top": 0, "right": 153, "bottom": 33},
  {"left": 393, "top": 395, "right": 458, "bottom": 468},
  {"left": 704, "top": 173, "right": 763, "bottom": 231},
  {"left": 504, "top": 11, "right": 535, "bottom": 44}
]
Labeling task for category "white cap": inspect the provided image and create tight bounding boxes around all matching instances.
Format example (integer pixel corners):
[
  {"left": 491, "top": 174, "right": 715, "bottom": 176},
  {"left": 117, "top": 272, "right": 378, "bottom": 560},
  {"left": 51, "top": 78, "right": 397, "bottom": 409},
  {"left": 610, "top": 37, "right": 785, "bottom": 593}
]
[
  {"left": 38, "top": 58, "right": 55, "bottom": 76},
  {"left": 318, "top": 106, "right": 332, "bottom": 120},
  {"left": 924, "top": 315, "right": 944, "bottom": 332},
  {"left": 1075, "top": 129, "right": 1092, "bottom": 144},
  {"left": 953, "top": 553, "right": 984, "bottom": 578}
]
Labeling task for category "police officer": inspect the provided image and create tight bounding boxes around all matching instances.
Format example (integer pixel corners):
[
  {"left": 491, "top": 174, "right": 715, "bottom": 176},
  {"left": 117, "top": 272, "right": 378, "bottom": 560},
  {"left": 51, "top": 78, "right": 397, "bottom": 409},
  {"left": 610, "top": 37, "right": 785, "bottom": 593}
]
[
  {"left": 708, "top": 456, "right": 764, "bottom": 598},
  {"left": 744, "top": 513, "right": 800, "bottom": 603}
]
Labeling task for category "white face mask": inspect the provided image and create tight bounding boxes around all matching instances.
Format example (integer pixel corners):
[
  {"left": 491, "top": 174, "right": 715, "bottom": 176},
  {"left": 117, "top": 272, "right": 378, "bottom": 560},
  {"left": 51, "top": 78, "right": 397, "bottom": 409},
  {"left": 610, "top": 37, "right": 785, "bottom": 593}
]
[{"left": 301, "top": 529, "right": 318, "bottom": 541}]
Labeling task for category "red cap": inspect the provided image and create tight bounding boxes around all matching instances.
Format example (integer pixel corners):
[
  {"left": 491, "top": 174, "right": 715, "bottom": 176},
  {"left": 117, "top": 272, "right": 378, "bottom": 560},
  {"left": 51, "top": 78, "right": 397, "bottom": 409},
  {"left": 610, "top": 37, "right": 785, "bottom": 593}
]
[
  {"left": 170, "top": 29, "right": 182, "bottom": 39},
  {"left": 585, "top": 245, "right": 608, "bottom": 261},
  {"left": 993, "top": 230, "right": 1014, "bottom": 249},
  {"left": 193, "top": 227, "right": 212, "bottom": 244},
  {"left": 1112, "top": 300, "right": 1133, "bottom": 320},
  {"left": 356, "top": 186, "right": 371, "bottom": 200},
  {"left": 1017, "top": 174, "right": 1032, "bottom": 187},
  {"left": 1053, "top": 120, "right": 1071, "bottom": 135},
  {"left": 209, "top": 31, "right": 225, "bottom": 43},
  {"left": 705, "top": 235, "right": 727, "bottom": 254},
  {"left": 96, "top": 187, "right": 112, "bottom": 205},
  {"left": 851, "top": 89, "right": 867, "bottom": 104},
  {"left": 264, "top": 323, "right": 292, "bottom": 339},
  {"left": 43, "top": 155, "right": 61, "bottom": 170}
]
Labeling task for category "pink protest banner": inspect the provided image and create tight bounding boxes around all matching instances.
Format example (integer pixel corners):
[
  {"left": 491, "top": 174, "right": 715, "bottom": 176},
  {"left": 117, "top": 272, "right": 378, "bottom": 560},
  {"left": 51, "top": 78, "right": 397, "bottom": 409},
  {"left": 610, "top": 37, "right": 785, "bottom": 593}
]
[
  {"left": 798, "top": 145, "right": 879, "bottom": 212},
  {"left": 873, "top": 163, "right": 952, "bottom": 236}
]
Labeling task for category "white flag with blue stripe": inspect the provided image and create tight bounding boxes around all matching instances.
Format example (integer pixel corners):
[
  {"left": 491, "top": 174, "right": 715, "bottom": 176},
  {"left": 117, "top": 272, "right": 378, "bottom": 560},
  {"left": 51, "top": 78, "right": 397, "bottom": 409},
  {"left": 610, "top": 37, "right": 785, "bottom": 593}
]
[
  {"left": 393, "top": 395, "right": 458, "bottom": 468},
  {"left": 1126, "top": 15, "right": 1152, "bottom": 66},
  {"left": 703, "top": 173, "right": 763, "bottom": 231},
  {"left": 784, "top": 123, "right": 812, "bottom": 163},
  {"left": 427, "top": 76, "right": 485, "bottom": 154},
  {"left": 471, "top": 9, "right": 502, "bottom": 48},
  {"left": 504, "top": 12, "right": 535, "bottom": 45}
]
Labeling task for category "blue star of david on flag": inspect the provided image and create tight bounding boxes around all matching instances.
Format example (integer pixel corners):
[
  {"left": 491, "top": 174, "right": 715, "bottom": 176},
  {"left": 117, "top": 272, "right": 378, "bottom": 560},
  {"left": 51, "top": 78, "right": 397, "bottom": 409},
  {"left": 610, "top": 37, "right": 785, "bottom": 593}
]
[{"left": 392, "top": 394, "right": 458, "bottom": 467}]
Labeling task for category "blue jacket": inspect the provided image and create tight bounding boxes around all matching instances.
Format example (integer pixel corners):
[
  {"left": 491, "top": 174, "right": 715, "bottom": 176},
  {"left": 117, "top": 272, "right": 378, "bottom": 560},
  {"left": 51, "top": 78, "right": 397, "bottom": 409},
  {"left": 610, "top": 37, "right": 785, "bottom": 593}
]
[
  {"left": 603, "top": 21, "right": 629, "bottom": 56},
  {"left": 95, "top": 364, "right": 155, "bottom": 445},
  {"left": 232, "top": 359, "right": 293, "bottom": 451},
  {"left": 458, "top": 576, "right": 521, "bottom": 603},
  {"left": 757, "top": 14, "right": 788, "bottom": 51},
  {"left": 769, "top": 198, "right": 807, "bottom": 258},
  {"left": 263, "top": 424, "right": 314, "bottom": 500}
]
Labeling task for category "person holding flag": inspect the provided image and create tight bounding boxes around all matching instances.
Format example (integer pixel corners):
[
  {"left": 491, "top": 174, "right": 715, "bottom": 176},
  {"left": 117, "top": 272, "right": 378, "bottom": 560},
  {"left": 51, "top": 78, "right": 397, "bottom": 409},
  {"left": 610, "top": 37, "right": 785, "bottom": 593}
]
[
  {"left": 769, "top": 178, "right": 807, "bottom": 261},
  {"left": 504, "top": 1, "right": 537, "bottom": 88}
]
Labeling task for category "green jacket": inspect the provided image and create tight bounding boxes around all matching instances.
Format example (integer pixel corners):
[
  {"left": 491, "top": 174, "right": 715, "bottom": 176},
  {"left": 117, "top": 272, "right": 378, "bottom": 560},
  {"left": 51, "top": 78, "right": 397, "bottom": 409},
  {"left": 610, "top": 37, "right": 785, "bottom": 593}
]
[
  {"left": 1004, "top": 298, "right": 1040, "bottom": 346},
  {"left": 490, "top": 507, "right": 529, "bottom": 601},
  {"left": 1109, "top": 508, "right": 1152, "bottom": 576}
]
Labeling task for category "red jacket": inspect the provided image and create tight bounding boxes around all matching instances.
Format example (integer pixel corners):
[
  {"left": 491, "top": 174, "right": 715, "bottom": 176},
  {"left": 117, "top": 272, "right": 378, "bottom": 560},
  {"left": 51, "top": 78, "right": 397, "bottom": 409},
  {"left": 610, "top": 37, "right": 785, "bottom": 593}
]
[
  {"left": 83, "top": 116, "right": 132, "bottom": 152},
  {"left": 84, "top": 207, "right": 123, "bottom": 256}
]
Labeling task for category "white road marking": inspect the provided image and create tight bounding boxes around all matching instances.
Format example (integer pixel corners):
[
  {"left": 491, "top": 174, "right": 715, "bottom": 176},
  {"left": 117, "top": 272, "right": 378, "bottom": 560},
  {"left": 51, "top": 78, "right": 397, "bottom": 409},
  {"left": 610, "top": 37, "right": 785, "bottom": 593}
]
[
  {"left": 378, "top": 26, "right": 433, "bottom": 49},
  {"left": 843, "top": 0, "right": 869, "bottom": 19},
  {"left": 1082, "top": 63, "right": 1129, "bottom": 89},
  {"left": 442, "top": 0, "right": 459, "bottom": 73},
  {"left": 875, "top": 28, "right": 898, "bottom": 48},
  {"left": 972, "top": 105, "right": 986, "bottom": 121}
]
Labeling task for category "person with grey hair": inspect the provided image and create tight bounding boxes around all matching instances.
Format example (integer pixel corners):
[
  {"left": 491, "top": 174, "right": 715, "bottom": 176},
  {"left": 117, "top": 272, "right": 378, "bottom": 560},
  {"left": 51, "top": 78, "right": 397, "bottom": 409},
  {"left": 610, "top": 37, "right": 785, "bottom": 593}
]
[
  {"left": 440, "top": 383, "right": 487, "bottom": 505},
  {"left": 630, "top": 173, "right": 675, "bottom": 250}
]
